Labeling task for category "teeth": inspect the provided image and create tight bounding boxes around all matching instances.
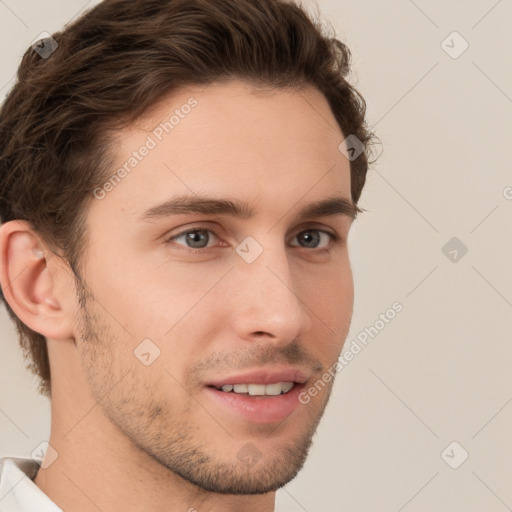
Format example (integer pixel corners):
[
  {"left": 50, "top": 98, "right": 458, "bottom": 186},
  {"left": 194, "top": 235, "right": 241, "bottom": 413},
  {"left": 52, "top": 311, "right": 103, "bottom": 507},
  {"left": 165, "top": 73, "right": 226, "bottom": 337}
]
[
  {"left": 218, "top": 382, "right": 295, "bottom": 396},
  {"left": 281, "top": 382, "right": 294, "bottom": 393},
  {"left": 248, "top": 384, "right": 266, "bottom": 396},
  {"left": 264, "top": 383, "right": 283, "bottom": 396}
]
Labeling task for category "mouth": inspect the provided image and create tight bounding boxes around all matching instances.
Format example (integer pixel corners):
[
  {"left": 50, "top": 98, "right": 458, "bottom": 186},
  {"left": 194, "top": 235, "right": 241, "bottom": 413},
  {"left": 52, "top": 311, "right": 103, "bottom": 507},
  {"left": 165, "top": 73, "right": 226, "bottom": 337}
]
[
  {"left": 203, "top": 367, "right": 309, "bottom": 423},
  {"left": 208, "top": 381, "right": 296, "bottom": 397}
]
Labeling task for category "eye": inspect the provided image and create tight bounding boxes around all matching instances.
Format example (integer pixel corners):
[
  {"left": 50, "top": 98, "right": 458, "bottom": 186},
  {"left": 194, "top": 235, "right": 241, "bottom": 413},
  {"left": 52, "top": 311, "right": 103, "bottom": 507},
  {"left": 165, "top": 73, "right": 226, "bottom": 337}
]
[
  {"left": 289, "top": 229, "right": 340, "bottom": 250},
  {"left": 165, "top": 226, "right": 342, "bottom": 253},
  {"left": 167, "top": 228, "right": 221, "bottom": 250}
]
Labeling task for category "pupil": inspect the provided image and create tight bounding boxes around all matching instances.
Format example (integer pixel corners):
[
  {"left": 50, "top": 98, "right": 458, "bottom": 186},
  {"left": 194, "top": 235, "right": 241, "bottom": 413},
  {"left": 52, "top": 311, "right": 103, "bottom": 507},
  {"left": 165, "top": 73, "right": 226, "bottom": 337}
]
[
  {"left": 301, "top": 231, "right": 319, "bottom": 248},
  {"left": 188, "top": 231, "right": 208, "bottom": 248}
]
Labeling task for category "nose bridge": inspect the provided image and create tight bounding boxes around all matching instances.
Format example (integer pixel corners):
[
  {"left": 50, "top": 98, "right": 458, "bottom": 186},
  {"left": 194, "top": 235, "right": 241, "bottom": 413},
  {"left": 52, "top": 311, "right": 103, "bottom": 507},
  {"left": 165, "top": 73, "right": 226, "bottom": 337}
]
[{"left": 230, "top": 235, "right": 311, "bottom": 342}]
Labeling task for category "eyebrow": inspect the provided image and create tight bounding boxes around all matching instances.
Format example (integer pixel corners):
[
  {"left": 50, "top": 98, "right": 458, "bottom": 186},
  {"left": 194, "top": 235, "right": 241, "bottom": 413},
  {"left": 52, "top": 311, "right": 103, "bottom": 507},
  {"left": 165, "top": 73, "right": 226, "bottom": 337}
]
[{"left": 140, "top": 194, "right": 361, "bottom": 222}]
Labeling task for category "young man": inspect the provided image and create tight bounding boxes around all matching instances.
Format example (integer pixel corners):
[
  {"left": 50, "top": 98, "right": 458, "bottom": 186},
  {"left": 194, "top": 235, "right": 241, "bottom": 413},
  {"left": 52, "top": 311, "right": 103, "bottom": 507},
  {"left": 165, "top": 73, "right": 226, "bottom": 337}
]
[{"left": 0, "top": 0, "right": 374, "bottom": 510}]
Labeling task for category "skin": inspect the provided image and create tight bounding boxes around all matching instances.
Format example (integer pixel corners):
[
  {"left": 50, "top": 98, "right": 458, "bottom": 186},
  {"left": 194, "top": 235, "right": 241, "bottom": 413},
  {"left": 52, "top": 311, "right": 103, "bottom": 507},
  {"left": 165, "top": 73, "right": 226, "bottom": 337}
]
[{"left": 0, "top": 80, "right": 356, "bottom": 512}]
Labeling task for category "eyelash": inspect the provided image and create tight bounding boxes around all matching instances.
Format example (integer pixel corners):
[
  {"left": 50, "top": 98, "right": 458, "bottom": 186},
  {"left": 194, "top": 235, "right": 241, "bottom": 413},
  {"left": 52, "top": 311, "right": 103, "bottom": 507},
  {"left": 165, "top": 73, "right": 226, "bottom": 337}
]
[{"left": 164, "top": 225, "right": 343, "bottom": 254}]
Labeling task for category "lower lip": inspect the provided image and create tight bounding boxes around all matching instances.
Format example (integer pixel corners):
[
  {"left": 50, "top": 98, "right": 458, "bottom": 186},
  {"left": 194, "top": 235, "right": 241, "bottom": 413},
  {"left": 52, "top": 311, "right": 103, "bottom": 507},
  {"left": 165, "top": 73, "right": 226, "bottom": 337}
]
[{"left": 203, "top": 384, "right": 305, "bottom": 424}]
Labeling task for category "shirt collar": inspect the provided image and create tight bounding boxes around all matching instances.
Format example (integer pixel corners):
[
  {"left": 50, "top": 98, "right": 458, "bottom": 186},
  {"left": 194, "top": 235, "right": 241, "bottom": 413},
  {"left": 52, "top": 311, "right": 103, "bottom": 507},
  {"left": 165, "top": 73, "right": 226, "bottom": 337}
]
[{"left": 0, "top": 456, "right": 62, "bottom": 511}]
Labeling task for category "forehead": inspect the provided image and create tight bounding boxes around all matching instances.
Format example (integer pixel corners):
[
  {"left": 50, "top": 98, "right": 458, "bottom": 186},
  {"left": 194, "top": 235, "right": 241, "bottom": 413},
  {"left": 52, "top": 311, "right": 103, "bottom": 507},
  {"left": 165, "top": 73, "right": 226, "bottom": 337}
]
[{"left": 95, "top": 80, "right": 352, "bottom": 222}]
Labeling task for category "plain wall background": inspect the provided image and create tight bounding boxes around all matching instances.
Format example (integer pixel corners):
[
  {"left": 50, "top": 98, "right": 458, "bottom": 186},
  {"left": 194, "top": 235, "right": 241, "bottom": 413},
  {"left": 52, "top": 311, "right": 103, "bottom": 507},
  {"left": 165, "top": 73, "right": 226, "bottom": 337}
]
[{"left": 1, "top": 1, "right": 511, "bottom": 510}]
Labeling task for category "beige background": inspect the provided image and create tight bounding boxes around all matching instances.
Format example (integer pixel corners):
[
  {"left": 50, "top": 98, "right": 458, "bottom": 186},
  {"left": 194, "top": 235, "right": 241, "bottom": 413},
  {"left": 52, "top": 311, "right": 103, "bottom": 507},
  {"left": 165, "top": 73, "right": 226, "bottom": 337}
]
[{"left": 1, "top": 0, "right": 511, "bottom": 510}]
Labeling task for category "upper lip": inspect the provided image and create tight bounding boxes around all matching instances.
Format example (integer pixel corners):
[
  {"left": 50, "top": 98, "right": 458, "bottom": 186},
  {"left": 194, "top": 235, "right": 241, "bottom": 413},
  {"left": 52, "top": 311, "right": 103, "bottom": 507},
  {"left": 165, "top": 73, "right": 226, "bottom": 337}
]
[{"left": 206, "top": 367, "right": 310, "bottom": 388}]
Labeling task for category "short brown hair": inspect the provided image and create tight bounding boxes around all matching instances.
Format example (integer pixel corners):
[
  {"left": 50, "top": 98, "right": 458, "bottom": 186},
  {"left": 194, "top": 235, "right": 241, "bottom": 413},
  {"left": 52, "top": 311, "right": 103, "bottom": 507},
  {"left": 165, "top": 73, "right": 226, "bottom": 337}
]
[{"left": 0, "top": 0, "right": 376, "bottom": 397}]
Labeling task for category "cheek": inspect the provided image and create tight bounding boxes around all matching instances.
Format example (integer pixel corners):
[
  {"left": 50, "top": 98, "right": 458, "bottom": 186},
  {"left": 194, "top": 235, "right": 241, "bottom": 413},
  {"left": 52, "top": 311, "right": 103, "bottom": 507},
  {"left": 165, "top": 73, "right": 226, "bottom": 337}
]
[
  {"left": 89, "top": 253, "right": 228, "bottom": 341},
  {"left": 303, "top": 260, "right": 354, "bottom": 358},
  {"left": 305, "top": 257, "right": 353, "bottom": 315}
]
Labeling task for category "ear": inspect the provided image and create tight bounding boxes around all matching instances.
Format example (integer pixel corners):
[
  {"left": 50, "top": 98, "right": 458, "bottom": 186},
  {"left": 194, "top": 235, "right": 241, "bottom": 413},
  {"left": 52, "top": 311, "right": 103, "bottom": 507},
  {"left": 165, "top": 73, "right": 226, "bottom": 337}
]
[{"left": 0, "top": 220, "right": 75, "bottom": 340}]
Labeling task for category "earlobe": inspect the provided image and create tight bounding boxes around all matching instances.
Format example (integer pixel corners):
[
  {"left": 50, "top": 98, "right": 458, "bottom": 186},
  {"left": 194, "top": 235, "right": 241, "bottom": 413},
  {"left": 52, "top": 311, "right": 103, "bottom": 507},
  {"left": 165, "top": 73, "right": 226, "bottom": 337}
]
[{"left": 0, "top": 220, "right": 74, "bottom": 340}]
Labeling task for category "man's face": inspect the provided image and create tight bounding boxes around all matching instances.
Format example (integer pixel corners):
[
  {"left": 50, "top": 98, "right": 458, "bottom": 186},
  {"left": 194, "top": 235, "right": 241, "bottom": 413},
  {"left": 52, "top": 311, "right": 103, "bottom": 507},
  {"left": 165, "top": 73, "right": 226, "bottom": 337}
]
[{"left": 74, "top": 80, "right": 355, "bottom": 494}]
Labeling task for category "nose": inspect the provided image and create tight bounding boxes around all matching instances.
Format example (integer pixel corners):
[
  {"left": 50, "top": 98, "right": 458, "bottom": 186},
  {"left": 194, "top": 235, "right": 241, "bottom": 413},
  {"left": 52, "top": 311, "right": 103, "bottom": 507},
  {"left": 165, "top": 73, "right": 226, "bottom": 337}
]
[{"left": 229, "top": 240, "right": 312, "bottom": 346}]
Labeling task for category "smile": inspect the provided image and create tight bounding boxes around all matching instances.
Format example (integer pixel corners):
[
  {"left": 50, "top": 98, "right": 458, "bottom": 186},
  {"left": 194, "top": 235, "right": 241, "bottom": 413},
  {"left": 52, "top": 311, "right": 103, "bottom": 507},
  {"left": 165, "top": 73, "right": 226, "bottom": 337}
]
[{"left": 212, "top": 382, "right": 295, "bottom": 396}]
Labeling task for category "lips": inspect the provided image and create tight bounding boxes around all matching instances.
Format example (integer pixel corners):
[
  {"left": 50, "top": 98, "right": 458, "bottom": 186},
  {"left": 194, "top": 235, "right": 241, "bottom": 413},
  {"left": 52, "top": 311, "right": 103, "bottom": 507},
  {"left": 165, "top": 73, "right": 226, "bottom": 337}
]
[
  {"left": 203, "top": 367, "right": 311, "bottom": 423},
  {"left": 204, "top": 382, "right": 306, "bottom": 423},
  {"left": 205, "top": 367, "right": 310, "bottom": 388}
]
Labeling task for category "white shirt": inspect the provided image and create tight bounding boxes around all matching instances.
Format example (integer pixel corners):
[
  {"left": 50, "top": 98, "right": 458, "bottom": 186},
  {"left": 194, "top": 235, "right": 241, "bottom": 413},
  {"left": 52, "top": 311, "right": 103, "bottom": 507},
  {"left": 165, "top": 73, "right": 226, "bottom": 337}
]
[{"left": 0, "top": 457, "right": 62, "bottom": 511}]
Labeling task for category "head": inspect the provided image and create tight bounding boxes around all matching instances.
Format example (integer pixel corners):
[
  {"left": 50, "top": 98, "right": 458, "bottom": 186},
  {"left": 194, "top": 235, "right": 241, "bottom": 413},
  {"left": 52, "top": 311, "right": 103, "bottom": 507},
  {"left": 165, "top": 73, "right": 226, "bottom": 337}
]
[{"left": 0, "top": 0, "right": 375, "bottom": 496}]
